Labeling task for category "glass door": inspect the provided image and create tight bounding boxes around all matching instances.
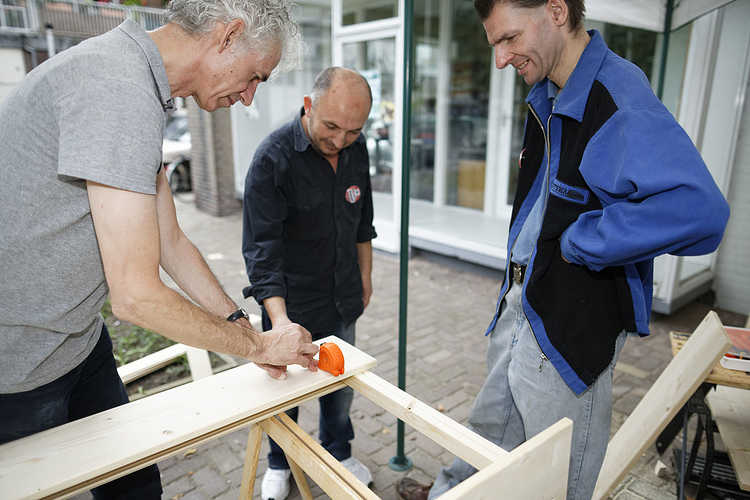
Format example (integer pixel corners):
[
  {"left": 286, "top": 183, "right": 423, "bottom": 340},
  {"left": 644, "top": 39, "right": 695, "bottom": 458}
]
[{"left": 332, "top": 0, "right": 402, "bottom": 252}]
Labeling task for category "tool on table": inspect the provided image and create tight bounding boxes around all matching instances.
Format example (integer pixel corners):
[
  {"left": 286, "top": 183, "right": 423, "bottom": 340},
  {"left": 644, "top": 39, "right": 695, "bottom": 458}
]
[{"left": 318, "top": 342, "right": 345, "bottom": 376}]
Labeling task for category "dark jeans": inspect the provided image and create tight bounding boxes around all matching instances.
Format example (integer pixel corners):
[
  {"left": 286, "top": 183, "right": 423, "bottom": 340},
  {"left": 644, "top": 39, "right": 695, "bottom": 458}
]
[
  {"left": 262, "top": 317, "right": 356, "bottom": 469},
  {"left": 0, "top": 324, "right": 162, "bottom": 499}
]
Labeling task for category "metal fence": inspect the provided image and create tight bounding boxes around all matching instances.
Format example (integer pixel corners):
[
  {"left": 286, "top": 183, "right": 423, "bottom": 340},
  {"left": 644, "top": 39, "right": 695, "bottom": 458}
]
[{"left": 0, "top": 0, "right": 166, "bottom": 37}]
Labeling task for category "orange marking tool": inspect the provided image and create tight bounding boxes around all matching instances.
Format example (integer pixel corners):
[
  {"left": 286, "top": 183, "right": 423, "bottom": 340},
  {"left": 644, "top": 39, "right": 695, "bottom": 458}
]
[{"left": 318, "top": 342, "right": 345, "bottom": 376}]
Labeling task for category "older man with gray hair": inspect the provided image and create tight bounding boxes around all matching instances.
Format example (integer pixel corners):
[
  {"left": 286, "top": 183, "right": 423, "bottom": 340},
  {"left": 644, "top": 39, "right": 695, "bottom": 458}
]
[{"left": 0, "top": 1, "right": 316, "bottom": 497}]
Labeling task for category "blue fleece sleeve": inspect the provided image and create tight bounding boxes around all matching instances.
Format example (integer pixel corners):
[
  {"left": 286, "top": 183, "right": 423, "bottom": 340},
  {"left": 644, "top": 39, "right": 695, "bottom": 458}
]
[{"left": 560, "top": 107, "right": 729, "bottom": 272}]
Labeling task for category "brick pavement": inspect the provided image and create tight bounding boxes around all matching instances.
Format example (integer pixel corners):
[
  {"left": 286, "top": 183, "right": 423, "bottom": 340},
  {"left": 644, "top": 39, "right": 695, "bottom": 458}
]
[{"left": 72, "top": 193, "right": 747, "bottom": 500}]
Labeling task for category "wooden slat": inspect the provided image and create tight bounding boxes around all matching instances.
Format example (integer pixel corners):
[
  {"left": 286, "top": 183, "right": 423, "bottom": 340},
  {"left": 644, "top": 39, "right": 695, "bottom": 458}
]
[
  {"left": 288, "top": 457, "right": 314, "bottom": 500},
  {"left": 346, "top": 371, "right": 507, "bottom": 469},
  {"left": 0, "top": 336, "right": 375, "bottom": 499},
  {"left": 185, "top": 346, "right": 213, "bottom": 380},
  {"left": 117, "top": 343, "right": 188, "bottom": 384},
  {"left": 261, "top": 414, "right": 378, "bottom": 500},
  {"left": 593, "top": 311, "right": 730, "bottom": 499},
  {"left": 239, "top": 424, "right": 263, "bottom": 500},
  {"left": 706, "top": 386, "right": 750, "bottom": 491},
  {"left": 439, "top": 418, "right": 573, "bottom": 500},
  {"left": 670, "top": 331, "right": 750, "bottom": 390}
]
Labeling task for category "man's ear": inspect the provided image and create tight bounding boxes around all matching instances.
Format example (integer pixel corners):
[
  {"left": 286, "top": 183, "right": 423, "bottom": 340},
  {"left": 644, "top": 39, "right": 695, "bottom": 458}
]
[
  {"left": 547, "top": 0, "right": 569, "bottom": 28},
  {"left": 303, "top": 95, "right": 313, "bottom": 115},
  {"left": 218, "top": 18, "right": 246, "bottom": 53}
]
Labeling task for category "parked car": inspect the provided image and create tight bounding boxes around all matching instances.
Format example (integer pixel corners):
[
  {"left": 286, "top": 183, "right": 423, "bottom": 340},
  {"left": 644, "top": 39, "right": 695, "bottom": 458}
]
[{"left": 162, "top": 110, "right": 192, "bottom": 192}]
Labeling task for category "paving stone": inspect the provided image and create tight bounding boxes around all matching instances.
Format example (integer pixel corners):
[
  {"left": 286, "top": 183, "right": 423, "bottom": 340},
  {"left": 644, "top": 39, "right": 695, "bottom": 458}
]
[
  {"left": 203, "top": 445, "right": 243, "bottom": 475},
  {"left": 178, "top": 488, "right": 211, "bottom": 500},
  {"left": 435, "top": 389, "right": 469, "bottom": 412},
  {"left": 613, "top": 489, "right": 648, "bottom": 500},
  {"left": 191, "top": 466, "right": 230, "bottom": 497},
  {"left": 162, "top": 474, "right": 195, "bottom": 499},
  {"left": 160, "top": 454, "right": 209, "bottom": 486},
  {"left": 613, "top": 392, "right": 644, "bottom": 415},
  {"left": 626, "top": 478, "right": 676, "bottom": 500},
  {"left": 353, "top": 431, "right": 384, "bottom": 455}
]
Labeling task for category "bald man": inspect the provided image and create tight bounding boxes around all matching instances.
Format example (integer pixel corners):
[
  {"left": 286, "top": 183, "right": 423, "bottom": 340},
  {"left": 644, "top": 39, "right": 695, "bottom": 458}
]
[{"left": 242, "top": 67, "right": 376, "bottom": 500}]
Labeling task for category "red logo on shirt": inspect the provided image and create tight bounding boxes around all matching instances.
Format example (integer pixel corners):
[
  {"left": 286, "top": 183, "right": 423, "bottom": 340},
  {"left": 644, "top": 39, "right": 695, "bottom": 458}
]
[{"left": 345, "top": 185, "right": 361, "bottom": 204}]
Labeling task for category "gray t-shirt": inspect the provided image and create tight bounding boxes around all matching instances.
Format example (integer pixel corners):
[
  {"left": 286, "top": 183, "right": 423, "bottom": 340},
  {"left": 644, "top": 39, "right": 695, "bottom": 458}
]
[{"left": 0, "top": 20, "right": 173, "bottom": 393}]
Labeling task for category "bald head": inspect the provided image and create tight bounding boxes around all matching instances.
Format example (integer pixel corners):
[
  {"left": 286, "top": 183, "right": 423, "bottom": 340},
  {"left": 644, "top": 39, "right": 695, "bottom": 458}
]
[
  {"left": 310, "top": 67, "right": 372, "bottom": 110},
  {"left": 302, "top": 67, "right": 373, "bottom": 161}
]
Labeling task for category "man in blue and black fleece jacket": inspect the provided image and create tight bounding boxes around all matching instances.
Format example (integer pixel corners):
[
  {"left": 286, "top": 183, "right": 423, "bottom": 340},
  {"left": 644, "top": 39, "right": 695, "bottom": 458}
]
[{"left": 396, "top": 1, "right": 730, "bottom": 500}]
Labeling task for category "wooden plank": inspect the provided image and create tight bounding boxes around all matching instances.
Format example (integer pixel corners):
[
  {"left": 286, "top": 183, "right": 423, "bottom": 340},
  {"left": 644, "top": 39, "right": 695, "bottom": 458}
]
[
  {"left": 593, "top": 311, "right": 730, "bottom": 499},
  {"left": 346, "top": 371, "right": 507, "bottom": 469},
  {"left": 706, "top": 386, "right": 750, "bottom": 491},
  {"left": 185, "top": 346, "right": 213, "bottom": 380},
  {"left": 50, "top": 382, "right": 350, "bottom": 499},
  {"left": 261, "top": 414, "right": 378, "bottom": 500},
  {"left": 0, "top": 336, "right": 375, "bottom": 499},
  {"left": 117, "top": 343, "right": 188, "bottom": 384},
  {"left": 439, "top": 418, "right": 573, "bottom": 500},
  {"left": 670, "top": 331, "right": 750, "bottom": 390},
  {"left": 239, "top": 424, "right": 263, "bottom": 500},
  {"left": 276, "top": 413, "right": 377, "bottom": 499},
  {"left": 288, "top": 457, "right": 314, "bottom": 500}
]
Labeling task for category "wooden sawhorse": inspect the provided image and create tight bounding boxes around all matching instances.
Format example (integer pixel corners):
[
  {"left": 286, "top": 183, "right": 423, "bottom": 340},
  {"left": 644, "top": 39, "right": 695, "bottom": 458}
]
[
  {"left": 239, "top": 370, "right": 573, "bottom": 499},
  {"left": 0, "top": 337, "right": 572, "bottom": 499}
]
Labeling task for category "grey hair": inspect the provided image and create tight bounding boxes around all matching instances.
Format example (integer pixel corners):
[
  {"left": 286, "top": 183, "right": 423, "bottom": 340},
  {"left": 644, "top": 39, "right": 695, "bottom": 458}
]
[
  {"left": 310, "top": 67, "right": 373, "bottom": 107},
  {"left": 166, "top": 0, "right": 302, "bottom": 75}
]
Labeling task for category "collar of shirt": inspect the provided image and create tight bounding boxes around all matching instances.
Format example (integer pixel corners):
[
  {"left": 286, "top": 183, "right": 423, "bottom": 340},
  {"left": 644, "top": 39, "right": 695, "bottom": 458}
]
[
  {"left": 117, "top": 19, "right": 174, "bottom": 112},
  {"left": 546, "top": 79, "right": 560, "bottom": 104},
  {"left": 292, "top": 106, "right": 367, "bottom": 155},
  {"left": 526, "top": 29, "right": 608, "bottom": 122}
]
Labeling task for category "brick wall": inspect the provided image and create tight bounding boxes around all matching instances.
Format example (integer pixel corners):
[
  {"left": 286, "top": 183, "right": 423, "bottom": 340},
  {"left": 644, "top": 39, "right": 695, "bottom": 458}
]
[{"left": 187, "top": 98, "right": 241, "bottom": 217}]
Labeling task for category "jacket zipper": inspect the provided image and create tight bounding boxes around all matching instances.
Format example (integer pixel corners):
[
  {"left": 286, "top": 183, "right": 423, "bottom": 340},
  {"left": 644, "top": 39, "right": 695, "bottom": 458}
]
[{"left": 526, "top": 102, "right": 553, "bottom": 371}]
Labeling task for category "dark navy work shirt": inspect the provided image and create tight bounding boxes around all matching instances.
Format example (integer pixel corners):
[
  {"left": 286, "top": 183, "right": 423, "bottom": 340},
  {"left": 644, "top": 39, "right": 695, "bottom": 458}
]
[{"left": 242, "top": 109, "right": 377, "bottom": 335}]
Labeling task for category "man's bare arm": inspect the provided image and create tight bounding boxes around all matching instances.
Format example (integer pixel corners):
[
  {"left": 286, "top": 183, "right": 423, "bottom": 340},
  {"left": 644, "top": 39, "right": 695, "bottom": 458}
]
[
  {"left": 86, "top": 179, "right": 317, "bottom": 368},
  {"left": 155, "top": 170, "right": 239, "bottom": 318}
]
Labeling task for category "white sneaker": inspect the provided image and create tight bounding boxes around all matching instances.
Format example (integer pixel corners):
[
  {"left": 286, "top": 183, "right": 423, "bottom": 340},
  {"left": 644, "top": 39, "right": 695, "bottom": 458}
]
[
  {"left": 261, "top": 468, "right": 291, "bottom": 500},
  {"left": 341, "top": 456, "right": 373, "bottom": 486}
]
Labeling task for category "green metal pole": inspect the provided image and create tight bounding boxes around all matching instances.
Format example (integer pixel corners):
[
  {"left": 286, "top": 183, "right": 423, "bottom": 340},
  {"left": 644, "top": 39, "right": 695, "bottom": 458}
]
[
  {"left": 657, "top": 0, "right": 674, "bottom": 100},
  {"left": 389, "top": 0, "right": 414, "bottom": 472}
]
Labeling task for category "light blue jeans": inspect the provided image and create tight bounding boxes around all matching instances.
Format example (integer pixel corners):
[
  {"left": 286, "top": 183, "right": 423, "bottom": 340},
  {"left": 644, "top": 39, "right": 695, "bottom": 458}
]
[{"left": 429, "top": 282, "right": 626, "bottom": 500}]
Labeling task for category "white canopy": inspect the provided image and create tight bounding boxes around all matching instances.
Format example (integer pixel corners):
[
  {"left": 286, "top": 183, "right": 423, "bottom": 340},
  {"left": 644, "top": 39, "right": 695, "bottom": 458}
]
[{"left": 586, "top": 0, "right": 737, "bottom": 32}]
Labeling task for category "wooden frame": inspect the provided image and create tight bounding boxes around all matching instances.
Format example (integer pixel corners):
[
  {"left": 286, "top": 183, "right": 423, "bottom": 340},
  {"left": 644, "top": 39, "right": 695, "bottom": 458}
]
[
  {"left": 0, "top": 336, "right": 573, "bottom": 500},
  {"left": 706, "top": 386, "right": 750, "bottom": 491},
  {"left": 593, "top": 311, "right": 731, "bottom": 499}
]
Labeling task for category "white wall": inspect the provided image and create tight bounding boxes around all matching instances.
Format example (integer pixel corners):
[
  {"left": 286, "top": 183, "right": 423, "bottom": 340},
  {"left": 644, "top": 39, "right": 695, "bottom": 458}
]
[
  {"left": 715, "top": 76, "right": 750, "bottom": 315},
  {"left": 0, "top": 48, "right": 26, "bottom": 103}
]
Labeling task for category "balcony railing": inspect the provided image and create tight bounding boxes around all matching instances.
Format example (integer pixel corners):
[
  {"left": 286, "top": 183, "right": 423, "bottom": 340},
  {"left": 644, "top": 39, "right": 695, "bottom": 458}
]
[{"left": 0, "top": 1, "right": 166, "bottom": 38}]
